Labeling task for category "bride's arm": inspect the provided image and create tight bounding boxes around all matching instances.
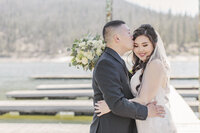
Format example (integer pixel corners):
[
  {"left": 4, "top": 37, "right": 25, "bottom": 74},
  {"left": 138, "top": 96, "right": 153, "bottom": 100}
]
[
  {"left": 94, "top": 60, "right": 165, "bottom": 116},
  {"left": 131, "top": 59, "right": 165, "bottom": 105}
]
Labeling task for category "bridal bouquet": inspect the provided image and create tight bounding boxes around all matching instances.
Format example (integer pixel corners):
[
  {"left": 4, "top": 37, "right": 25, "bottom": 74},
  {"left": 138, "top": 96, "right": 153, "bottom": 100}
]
[{"left": 69, "top": 34, "right": 106, "bottom": 71}]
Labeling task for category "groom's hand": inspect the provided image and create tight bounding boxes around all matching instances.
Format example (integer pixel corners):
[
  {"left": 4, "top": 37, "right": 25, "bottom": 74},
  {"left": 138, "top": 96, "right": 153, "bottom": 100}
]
[{"left": 147, "top": 101, "right": 165, "bottom": 118}]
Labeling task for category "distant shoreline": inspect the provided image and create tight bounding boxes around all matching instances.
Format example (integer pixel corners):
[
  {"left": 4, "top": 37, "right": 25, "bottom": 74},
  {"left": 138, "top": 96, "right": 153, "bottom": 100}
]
[{"left": 0, "top": 55, "right": 198, "bottom": 63}]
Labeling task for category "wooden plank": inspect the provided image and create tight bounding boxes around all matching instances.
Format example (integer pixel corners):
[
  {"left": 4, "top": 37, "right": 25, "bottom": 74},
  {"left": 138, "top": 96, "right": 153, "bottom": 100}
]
[
  {"left": 0, "top": 99, "right": 198, "bottom": 114},
  {"left": 6, "top": 90, "right": 93, "bottom": 99},
  {"left": 0, "top": 100, "right": 93, "bottom": 114},
  {"left": 174, "top": 85, "right": 199, "bottom": 90},
  {"left": 168, "top": 86, "right": 199, "bottom": 124},
  {"left": 31, "top": 75, "right": 198, "bottom": 80},
  {"left": 170, "top": 76, "right": 198, "bottom": 80},
  {"left": 36, "top": 84, "right": 199, "bottom": 91},
  {"left": 7, "top": 89, "right": 199, "bottom": 100},
  {"left": 37, "top": 84, "right": 92, "bottom": 90},
  {"left": 177, "top": 90, "right": 199, "bottom": 98},
  {"left": 186, "top": 101, "right": 200, "bottom": 112}
]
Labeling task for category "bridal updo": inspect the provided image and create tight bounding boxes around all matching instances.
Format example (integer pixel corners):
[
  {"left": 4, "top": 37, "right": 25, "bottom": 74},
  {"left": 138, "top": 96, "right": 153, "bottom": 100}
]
[{"left": 132, "top": 24, "right": 158, "bottom": 92}]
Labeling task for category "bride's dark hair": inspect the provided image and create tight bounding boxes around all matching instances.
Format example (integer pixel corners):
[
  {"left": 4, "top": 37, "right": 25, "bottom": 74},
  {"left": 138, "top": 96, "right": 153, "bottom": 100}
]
[{"left": 132, "top": 24, "right": 157, "bottom": 92}]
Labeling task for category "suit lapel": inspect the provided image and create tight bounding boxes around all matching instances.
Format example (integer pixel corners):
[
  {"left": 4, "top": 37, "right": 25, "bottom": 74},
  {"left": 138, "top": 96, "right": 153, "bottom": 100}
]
[{"left": 105, "top": 47, "right": 128, "bottom": 76}]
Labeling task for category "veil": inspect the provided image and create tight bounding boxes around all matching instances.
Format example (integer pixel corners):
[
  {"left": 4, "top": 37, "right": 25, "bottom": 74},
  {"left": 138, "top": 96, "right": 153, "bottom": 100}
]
[{"left": 138, "top": 31, "right": 171, "bottom": 95}]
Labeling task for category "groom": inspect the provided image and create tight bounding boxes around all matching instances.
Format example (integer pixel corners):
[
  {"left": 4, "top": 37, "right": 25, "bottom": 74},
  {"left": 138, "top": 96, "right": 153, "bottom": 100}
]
[{"left": 90, "top": 20, "right": 165, "bottom": 133}]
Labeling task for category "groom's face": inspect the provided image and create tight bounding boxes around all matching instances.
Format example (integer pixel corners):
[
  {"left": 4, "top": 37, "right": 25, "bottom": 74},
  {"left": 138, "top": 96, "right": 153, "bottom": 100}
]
[{"left": 118, "top": 24, "right": 133, "bottom": 51}]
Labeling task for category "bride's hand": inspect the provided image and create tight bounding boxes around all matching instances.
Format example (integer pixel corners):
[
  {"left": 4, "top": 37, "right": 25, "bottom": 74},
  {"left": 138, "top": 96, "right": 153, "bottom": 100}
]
[{"left": 94, "top": 100, "right": 111, "bottom": 117}]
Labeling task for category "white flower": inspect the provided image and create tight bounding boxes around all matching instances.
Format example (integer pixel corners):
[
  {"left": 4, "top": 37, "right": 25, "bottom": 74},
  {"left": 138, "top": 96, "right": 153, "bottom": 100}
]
[
  {"left": 81, "top": 57, "right": 88, "bottom": 65},
  {"left": 91, "top": 40, "right": 96, "bottom": 45},
  {"left": 70, "top": 34, "right": 105, "bottom": 71},
  {"left": 79, "top": 42, "right": 86, "bottom": 47},
  {"left": 75, "top": 57, "right": 82, "bottom": 63},
  {"left": 96, "top": 49, "right": 102, "bottom": 56},
  {"left": 84, "top": 51, "right": 93, "bottom": 60},
  {"left": 96, "top": 40, "right": 102, "bottom": 45},
  {"left": 87, "top": 40, "right": 93, "bottom": 44},
  {"left": 77, "top": 51, "right": 84, "bottom": 58}
]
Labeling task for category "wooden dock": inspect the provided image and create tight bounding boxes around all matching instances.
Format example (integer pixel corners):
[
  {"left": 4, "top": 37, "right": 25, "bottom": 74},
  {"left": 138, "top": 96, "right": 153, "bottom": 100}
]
[
  {"left": 37, "top": 84, "right": 92, "bottom": 90},
  {"left": 185, "top": 101, "right": 200, "bottom": 112},
  {"left": 170, "top": 76, "right": 199, "bottom": 80},
  {"left": 4, "top": 90, "right": 200, "bottom": 113},
  {"left": 0, "top": 100, "right": 93, "bottom": 114},
  {"left": 6, "top": 89, "right": 199, "bottom": 101},
  {"left": 31, "top": 75, "right": 199, "bottom": 80},
  {"left": 174, "top": 85, "right": 199, "bottom": 90},
  {"left": 177, "top": 90, "right": 199, "bottom": 99},
  {"left": 6, "top": 90, "right": 93, "bottom": 99},
  {"left": 0, "top": 97, "right": 196, "bottom": 117},
  {"left": 36, "top": 84, "right": 200, "bottom": 91},
  {"left": 0, "top": 86, "right": 199, "bottom": 132}
]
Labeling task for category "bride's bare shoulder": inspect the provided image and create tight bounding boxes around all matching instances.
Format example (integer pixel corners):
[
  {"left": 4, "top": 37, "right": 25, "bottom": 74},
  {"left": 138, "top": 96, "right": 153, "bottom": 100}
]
[{"left": 147, "top": 59, "right": 164, "bottom": 72}]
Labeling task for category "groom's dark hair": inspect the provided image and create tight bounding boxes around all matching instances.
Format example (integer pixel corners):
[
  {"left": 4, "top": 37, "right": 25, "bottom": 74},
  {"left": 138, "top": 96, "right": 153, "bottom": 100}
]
[{"left": 103, "top": 20, "right": 125, "bottom": 43}]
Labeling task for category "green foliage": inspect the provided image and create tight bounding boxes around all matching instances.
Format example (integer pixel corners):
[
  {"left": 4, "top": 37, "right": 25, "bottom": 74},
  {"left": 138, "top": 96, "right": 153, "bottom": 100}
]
[
  {"left": 69, "top": 34, "right": 105, "bottom": 71},
  {"left": 0, "top": 0, "right": 198, "bottom": 57}
]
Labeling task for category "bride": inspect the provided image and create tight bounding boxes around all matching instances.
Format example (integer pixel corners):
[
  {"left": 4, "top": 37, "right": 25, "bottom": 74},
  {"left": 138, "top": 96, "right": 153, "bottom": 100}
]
[{"left": 94, "top": 24, "right": 177, "bottom": 133}]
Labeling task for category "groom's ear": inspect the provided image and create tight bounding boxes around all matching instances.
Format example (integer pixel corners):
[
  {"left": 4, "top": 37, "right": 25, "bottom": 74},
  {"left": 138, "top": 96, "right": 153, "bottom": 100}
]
[{"left": 113, "top": 34, "right": 120, "bottom": 43}]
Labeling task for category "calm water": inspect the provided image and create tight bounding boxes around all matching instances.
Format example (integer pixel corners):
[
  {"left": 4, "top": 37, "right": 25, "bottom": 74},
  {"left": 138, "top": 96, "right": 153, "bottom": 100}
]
[{"left": 0, "top": 60, "right": 198, "bottom": 99}]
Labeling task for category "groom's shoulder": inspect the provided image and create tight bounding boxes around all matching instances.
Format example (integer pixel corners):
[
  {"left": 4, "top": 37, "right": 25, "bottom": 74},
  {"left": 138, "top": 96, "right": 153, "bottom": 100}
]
[
  {"left": 95, "top": 55, "right": 116, "bottom": 69},
  {"left": 95, "top": 51, "right": 121, "bottom": 70},
  {"left": 96, "top": 57, "right": 113, "bottom": 67},
  {"left": 97, "top": 52, "right": 112, "bottom": 63}
]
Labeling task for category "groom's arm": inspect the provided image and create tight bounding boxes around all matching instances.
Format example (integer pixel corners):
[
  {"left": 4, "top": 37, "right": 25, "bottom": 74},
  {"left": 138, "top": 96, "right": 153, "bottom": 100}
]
[{"left": 95, "top": 59, "right": 148, "bottom": 120}]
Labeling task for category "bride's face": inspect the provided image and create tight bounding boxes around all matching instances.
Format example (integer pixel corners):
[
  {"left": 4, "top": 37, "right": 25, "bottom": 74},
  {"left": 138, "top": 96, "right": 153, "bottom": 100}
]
[{"left": 133, "top": 35, "right": 154, "bottom": 62}]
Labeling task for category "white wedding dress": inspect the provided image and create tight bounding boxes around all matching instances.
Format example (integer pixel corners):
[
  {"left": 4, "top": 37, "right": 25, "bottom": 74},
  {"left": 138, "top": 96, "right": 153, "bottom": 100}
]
[{"left": 130, "top": 69, "right": 177, "bottom": 133}]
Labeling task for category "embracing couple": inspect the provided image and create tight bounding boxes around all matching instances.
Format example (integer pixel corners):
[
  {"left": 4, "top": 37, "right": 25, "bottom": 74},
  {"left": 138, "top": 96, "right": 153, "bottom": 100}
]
[{"left": 90, "top": 20, "right": 177, "bottom": 133}]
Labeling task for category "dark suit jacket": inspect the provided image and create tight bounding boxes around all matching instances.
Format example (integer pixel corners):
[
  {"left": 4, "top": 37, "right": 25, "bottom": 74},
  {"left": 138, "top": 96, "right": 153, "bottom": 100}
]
[{"left": 90, "top": 47, "right": 148, "bottom": 133}]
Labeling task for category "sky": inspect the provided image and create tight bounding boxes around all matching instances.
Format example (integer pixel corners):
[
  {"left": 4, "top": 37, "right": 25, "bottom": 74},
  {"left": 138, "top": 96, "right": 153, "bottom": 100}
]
[{"left": 125, "top": 0, "right": 198, "bottom": 16}]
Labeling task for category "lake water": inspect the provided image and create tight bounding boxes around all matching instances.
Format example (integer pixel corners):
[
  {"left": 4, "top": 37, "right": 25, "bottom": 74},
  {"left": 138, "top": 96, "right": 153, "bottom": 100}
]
[{"left": 0, "top": 60, "right": 199, "bottom": 99}]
